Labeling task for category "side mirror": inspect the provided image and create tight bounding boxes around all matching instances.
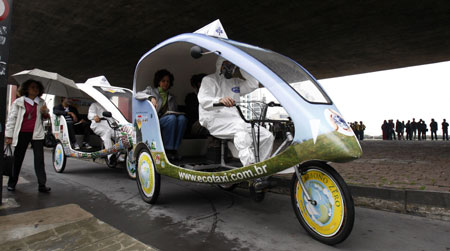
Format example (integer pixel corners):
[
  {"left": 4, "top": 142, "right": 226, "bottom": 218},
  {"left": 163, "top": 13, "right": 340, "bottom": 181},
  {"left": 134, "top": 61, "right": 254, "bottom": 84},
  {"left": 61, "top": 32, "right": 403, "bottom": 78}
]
[
  {"left": 102, "top": 111, "right": 112, "bottom": 118},
  {"left": 190, "top": 46, "right": 203, "bottom": 59}
]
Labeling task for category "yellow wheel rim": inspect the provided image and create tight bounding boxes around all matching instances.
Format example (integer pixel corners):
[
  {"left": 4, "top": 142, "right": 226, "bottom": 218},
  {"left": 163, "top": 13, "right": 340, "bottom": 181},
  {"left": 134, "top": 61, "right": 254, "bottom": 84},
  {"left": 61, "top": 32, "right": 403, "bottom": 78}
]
[
  {"left": 138, "top": 152, "right": 155, "bottom": 197},
  {"left": 295, "top": 169, "right": 345, "bottom": 237}
]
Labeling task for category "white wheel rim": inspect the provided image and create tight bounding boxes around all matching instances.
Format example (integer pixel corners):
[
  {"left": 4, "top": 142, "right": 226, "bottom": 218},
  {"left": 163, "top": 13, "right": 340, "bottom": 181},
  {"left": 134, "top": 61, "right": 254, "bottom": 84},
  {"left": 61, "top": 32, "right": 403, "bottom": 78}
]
[
  {"left": 54, "top": 144, "right": 65, "bottom": 171},
  {"left": 138, "top": 152, "right": 155, "bottom": 197}
]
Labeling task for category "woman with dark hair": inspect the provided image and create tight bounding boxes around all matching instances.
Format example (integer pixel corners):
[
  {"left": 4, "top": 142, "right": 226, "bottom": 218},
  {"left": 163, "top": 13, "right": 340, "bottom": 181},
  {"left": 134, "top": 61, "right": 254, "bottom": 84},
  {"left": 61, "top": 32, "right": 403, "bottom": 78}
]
[
  {"left": 143, "top": 69, "right": 187, "bottom": 160},
  {"left": 5, "top": 79, "right": 51, "bottom": 192}
]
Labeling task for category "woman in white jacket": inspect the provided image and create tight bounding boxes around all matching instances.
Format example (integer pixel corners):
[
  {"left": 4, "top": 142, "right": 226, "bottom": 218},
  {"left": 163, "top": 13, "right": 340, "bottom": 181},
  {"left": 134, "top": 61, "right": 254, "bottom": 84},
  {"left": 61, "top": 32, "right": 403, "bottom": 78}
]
[{"left": 5, "top": 79, "right": 51, "bottom": 193}]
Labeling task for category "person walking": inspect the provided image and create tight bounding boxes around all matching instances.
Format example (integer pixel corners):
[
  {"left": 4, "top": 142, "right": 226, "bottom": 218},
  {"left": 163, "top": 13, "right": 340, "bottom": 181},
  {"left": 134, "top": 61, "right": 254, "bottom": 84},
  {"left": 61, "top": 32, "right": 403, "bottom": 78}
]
[
  {"left": 4, "top": 79, "right": 51, "bottom": 192},
  {"left": 442, "top": 119, "right": 449, "bottom": 140},
  {"left": 430, "top": 119, "right": 438, "bottom": 140}
]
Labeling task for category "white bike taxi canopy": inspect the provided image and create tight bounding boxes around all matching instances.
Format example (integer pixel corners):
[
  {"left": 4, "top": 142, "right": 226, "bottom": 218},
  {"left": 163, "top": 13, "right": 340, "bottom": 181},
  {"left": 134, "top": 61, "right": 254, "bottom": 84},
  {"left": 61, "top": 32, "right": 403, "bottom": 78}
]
[{"left": 133, "top": 33, "right": 350, "bottom": 145}]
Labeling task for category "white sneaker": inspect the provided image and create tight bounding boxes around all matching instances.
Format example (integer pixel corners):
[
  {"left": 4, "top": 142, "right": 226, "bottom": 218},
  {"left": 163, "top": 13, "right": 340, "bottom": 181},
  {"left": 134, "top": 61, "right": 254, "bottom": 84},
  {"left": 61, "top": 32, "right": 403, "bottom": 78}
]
[
  {"left": 73, "top": 143, "right": 80, "bottom": 150},
  {"left": 117, "top": 155, "right": 125, "bottom": 162}
]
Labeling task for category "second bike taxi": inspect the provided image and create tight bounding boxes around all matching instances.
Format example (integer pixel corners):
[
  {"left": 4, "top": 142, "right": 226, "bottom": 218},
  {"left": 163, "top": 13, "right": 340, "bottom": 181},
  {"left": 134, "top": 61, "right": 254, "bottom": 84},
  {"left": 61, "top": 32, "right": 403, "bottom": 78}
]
[
  {"left": 50, "top": 76, "right": 136, "bottom": 178},
  {"left": 130, "top": 22, "right": 362, "bottom": 245}
]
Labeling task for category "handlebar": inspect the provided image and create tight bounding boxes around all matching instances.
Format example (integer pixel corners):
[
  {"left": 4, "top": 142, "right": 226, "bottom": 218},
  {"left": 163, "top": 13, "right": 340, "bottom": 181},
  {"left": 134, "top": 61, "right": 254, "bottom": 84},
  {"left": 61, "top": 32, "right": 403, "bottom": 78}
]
[
  {"left": 101, "top": 117, "right": 119, "bottom": 129},
  {"left": 212, "top": 101, "right": 281, "bottom": 107},
  {"left": 212, "top": 101, "right": 283, "bottom": 124}
]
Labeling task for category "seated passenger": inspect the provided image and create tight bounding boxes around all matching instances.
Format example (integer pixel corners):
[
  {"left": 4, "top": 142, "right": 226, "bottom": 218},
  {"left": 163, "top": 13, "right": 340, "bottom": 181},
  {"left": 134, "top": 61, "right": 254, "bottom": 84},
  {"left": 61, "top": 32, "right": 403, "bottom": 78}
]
[
  {"left": 53, "top": 97, "right": 92, "bottom": 150},
  {"left": 88, "top": 102, "right": 116, "bottom": 155},
  {"left": 198, "top": 57, "right": 274, "bottom": 166},
  {"left": 143, "top": 69, "right": 187, "bottom": 160},
  {"left": 185, "top": 73, "right": 209, "bottom": 137}
]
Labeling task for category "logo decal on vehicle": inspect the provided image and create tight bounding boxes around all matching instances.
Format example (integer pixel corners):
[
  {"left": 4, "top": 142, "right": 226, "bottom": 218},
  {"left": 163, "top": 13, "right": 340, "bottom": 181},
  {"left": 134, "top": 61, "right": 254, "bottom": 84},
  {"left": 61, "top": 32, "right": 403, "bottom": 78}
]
[
  {"left": 324, "top": 109, "right": 353, "bottom": 136},
  {"left": 231, "top": 86, "right": 240, "bottom": 93},
  {"left": 136, "top": 114, "right": 148, "bottom": 129}
]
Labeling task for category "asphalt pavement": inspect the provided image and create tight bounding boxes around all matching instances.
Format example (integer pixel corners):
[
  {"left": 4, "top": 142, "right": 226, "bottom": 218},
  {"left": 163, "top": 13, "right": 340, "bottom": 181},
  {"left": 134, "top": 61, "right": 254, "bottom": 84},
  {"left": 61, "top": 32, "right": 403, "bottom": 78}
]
[{"left": 1, "top": 149, "right": 450, "bottom": 250}]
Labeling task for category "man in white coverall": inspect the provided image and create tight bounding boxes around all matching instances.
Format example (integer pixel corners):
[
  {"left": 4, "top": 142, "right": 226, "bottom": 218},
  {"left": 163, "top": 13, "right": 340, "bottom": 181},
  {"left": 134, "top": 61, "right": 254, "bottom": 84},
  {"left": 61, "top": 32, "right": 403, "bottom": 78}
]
[
  {"left": 198, "top": 57, "right": 274, "bottom": 167},
  {"left": 88, "top": 102, "right": 115, "bottom": 152}
]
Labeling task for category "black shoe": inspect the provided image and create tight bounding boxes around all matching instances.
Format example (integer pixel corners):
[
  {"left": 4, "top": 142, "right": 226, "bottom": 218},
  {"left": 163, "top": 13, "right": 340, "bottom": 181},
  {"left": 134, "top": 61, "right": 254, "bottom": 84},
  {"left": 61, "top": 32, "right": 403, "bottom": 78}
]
[
  {"left": 38, "top": 186, "right": 51, "bottom": 193},
  {"left": 7, "top": 186, "right": 15, "bottom": 191},
  {"left": 253, "top": 178, "right": 277, "bottom": 191}
]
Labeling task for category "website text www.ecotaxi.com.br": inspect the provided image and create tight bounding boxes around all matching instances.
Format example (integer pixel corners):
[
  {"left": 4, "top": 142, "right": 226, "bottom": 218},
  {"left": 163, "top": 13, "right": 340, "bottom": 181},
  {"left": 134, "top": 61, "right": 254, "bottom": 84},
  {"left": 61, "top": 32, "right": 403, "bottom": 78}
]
[{"left": 178, "top": 164, "right": 268, "bottom": 183}]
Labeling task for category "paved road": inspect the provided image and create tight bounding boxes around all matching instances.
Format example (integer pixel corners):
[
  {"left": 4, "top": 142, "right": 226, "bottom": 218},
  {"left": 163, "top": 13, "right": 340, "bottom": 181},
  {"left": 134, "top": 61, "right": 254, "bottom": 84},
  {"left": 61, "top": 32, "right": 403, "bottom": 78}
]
[{"left": 2, "top": 150, "right": 450, "bottom": 251}]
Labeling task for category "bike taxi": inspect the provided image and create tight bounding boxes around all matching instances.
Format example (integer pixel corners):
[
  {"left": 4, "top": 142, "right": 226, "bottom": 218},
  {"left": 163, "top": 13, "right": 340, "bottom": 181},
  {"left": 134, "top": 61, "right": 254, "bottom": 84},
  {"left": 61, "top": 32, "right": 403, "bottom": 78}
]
[
  {"left": 131, "top": 22, "right": 362, "bottom": 245},
  {"left": 51, "top": 76, "right": 136, "bottom": 178}
]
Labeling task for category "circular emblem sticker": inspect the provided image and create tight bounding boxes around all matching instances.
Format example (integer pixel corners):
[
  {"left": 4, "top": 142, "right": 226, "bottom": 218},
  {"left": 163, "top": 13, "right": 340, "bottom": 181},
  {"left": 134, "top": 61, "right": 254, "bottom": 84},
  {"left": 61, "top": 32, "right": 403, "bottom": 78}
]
[
  {"left": 0, "top": 0, "right": 10, "bottom": 21},
  {"left": 324, "top": 109, "right": 353, "bottom": 136}
]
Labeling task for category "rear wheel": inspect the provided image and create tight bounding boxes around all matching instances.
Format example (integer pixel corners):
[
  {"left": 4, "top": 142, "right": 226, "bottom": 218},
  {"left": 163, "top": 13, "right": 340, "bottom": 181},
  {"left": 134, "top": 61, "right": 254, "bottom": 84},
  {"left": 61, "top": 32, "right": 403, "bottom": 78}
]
[
  {"left": 136, "top": 148, "right": 160, "bottom": 204},
  {"left": 291, "top": 161, "right": 354, "bottom": 245},
  {"left": 106, "top": 154, "right": 117, "bottom": 168},
  {"left": 52, "top": 142, "right": 66, "bottom": 173},
  {"left": 125, "top": 152, "right": 136, "bottom": 179}
]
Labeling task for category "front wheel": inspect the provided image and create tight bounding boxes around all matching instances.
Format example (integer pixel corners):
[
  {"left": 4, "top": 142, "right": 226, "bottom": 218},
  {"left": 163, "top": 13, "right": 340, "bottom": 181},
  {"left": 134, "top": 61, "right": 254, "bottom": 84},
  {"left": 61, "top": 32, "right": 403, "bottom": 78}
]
[
  {"left": 291, "top": 161, "right": 354, "bottom": 245},
  {"left": 136, "top": 148, "right": 160, "bottom": 204},
  {"left": 52, "top": 142, "right": 67, "bottom": 173}
]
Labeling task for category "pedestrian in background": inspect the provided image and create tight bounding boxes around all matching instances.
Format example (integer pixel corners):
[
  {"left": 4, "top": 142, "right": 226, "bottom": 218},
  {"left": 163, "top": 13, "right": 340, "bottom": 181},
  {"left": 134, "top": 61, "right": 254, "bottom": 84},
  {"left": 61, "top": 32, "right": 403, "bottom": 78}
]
[
  {"left": 442, "top": 119, "right": 449, "bottom": 140},
  {"left": 353, "top": 121, "right": 361, "bottom": 140},
  {"left": 359, "top": 121, "right": 366, "bottom": 140},
  {"left": 389, "top": 119, "right": 396, "bottom": 140},
  {"left": 395, "top": 120, "right": 403, "bottom": 140},
  {"left": 381, "top": 120, "right": 388, "bottom": 140},
  {"left": 411, "top": 118, "right": 417, "bottom": 140},
  {"left": 430, "top": 119, "right": 438, "bottom": 140},
  {"left": 420, "top": 120, "right": 427, "bottom": 140},
  {"left": 417, "top": 119, "right": 423, "bottom": 140},
  {"left": 405, "top": 120, "right": 412, "bottom": 140},
  {"left": 4, "top": 79, "right": 52, "bottom": 193}
]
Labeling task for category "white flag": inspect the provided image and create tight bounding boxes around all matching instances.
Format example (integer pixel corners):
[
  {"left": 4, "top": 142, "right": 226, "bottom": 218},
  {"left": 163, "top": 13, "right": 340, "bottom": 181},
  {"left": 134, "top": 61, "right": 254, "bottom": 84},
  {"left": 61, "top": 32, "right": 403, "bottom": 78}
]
[{"left": 194, "top": 19, "right": 228, "bottom": 39}]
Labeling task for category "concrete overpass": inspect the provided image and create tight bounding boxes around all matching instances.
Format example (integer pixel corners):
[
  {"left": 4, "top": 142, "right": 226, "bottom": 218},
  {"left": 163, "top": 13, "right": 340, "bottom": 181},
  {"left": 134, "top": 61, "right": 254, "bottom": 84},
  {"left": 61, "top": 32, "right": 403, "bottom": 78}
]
[{"left": 7, "top": 0, "right": 450, "bottom": 87}]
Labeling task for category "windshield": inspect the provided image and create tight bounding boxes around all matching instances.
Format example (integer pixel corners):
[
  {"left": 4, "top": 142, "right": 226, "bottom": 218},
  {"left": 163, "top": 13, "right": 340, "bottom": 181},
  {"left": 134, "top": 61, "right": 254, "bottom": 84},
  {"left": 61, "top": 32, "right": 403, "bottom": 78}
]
[
  {"left": 94, "top": 86, "right": 133, "bottom": 122},
  {"left": 223, "top": 39, "right": 331, "bottom": 104}
]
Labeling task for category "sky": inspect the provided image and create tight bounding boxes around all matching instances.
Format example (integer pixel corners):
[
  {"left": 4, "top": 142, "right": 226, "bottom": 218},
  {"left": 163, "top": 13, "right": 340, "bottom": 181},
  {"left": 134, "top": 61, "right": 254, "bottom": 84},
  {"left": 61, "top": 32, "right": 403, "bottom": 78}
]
[{"left": 319, "top": 61, "right": 450, "bottom": 136}]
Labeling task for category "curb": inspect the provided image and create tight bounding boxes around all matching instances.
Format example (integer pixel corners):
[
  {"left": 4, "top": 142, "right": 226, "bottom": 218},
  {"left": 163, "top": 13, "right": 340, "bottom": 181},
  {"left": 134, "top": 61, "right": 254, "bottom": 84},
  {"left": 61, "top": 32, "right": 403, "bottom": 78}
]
[
  {"left": 269, "top": 176, "right": 450, "bottom": 221},
  {"left": 348, "top": 185, "right": 450, "bottom": 209}
]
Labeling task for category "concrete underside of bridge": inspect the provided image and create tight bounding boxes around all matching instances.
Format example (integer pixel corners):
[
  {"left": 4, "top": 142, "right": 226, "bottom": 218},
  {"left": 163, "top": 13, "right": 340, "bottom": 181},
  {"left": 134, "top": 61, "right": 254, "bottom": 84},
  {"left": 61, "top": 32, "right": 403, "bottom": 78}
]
[{"left": 6, "top": 0, "right": 450, "bottom": 87}]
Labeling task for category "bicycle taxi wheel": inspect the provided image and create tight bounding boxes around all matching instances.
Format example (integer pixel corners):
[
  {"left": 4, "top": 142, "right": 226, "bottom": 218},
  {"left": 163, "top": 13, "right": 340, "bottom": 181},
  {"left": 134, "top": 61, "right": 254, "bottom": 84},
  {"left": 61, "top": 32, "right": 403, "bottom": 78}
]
[
  {"left": 52, "top": 142, "right": 67, "bottom": 173},
  {"left": 136, "top": 148, "right": 160, "bottom": 204},
  {"left": 290, "top": 161, "right": 354, "bottom": 245},
  {"left": 125, "top": 151, "right": 136, "bottom": 179}
]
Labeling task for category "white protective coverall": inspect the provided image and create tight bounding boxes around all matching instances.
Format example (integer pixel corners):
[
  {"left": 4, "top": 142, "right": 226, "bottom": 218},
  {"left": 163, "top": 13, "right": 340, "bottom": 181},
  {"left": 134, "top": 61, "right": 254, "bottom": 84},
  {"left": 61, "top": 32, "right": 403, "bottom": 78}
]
[
  {"left": 198, "top": 57, "right": 274, "bottom": 166},
  {"left": 88, "top": 102, "right": 115, "bottom": 149}
]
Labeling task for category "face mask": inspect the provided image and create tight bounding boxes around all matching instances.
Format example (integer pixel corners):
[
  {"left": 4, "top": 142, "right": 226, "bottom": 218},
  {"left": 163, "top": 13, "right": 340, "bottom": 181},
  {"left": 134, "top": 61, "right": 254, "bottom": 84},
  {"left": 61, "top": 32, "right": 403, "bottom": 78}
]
[{"left": 221, "top": 62, "right": 236, "bottom": 79}]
